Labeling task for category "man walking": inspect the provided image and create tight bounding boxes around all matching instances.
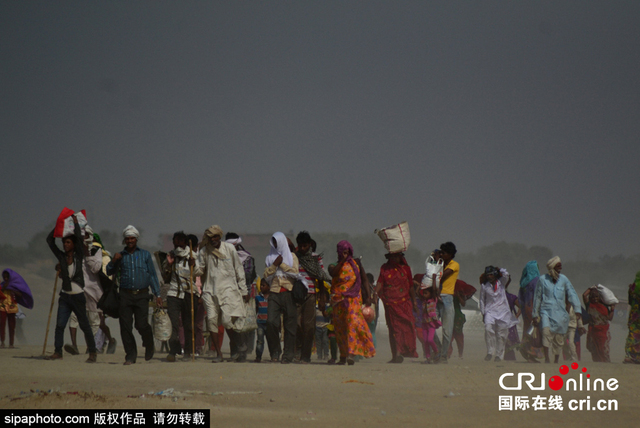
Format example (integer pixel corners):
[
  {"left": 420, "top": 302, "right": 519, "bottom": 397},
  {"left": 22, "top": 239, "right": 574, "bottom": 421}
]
[
  {"left": 106, "top": 226, "right": 162, "bottom": 365},
  {"left": 195, "top": 225, "right": 249, "bottom": 363}
]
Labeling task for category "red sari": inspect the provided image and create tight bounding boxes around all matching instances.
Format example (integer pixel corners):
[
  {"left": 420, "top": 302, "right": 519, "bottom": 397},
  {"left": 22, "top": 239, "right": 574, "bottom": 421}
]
[
  {"left": 586, "top": 302, "right": 611, "bottom": 362},
  {"left": 377, "top": 259, "right": 418, "bottom": 358}
]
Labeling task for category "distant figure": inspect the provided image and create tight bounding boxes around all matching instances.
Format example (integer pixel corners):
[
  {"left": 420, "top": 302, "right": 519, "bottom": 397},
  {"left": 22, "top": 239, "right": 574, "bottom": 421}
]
[
  {"left": 0, "top": 271, "right": 19, "bottom": 348},
  {"left": 504, "top": 291, "right": 521, "bottom": 361},
  {"left": 562, "top": 304, "right": 584, "bottom": 362},
  {"left": 295, "top": 231, "right": 330, "bottom": 363},
  {"left": 106, "top": 225, "right": 163, "bottom": 365},
  {"left": 583, "top": 287, "right": 614, "bottom": 362},
  {"left": 195, "top": 225, "right": 249, "bottom": 363},
  {"left": 532, "top": 256, "right": 581, "bottom": 364},
  {"left": 1, "top": 268, "right": 32, "bottom": 348},
  {"left": 46, "top": 217, "right": 98, "bottom": 362},
  {"left": 623, "top": 271, "right": 640, "bottom": 364},
  {"left": 480, "top": 266, "right": 516, "bottom": 362},
  {"left": 226, "top": 232, "right": 256, "bottom": 361},
  {"left": 162, "top": 231, "right": 197, "bottom": 362},
  {"left": 448, "top": 286, "right": 467, "bottom": 360},
  {"left": 375, "top": 251, "right": 417, "bottom": 363},
  {"left": 416, "top": 273, "right": 440, "bottom": 363},
  {"left": 263, "top": 232, "right": 299, "bottom": 364},
  {"left": 64, "top": 225, "right": 106, "bottom": 356},
  {"left": 330, "top": 240, "right": 375, "bottom": 365},
  {"left": 518, "top": 261, "right": 543, "bottom": 362},
  {"left": 254, "top": 278, "right": 272, "bottom": 362},
  {"left": 436, "top": 242, "right": 460, "bottom": 363}
]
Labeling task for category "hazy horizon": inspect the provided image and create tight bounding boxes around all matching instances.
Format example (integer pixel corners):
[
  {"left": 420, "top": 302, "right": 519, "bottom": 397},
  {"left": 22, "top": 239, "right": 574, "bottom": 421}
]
[{"left": 2, "top": 2, "right": 639, "bottom": 262}]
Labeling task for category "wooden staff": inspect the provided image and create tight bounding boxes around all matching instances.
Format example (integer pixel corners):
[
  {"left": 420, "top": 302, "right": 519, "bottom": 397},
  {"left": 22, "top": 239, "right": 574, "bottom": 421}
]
[
  {"left": 42, "top": 272, "right": 59, "bottom": 356},
  {"left": 188, "top": 242, "right": 195, "bottom": 362}
]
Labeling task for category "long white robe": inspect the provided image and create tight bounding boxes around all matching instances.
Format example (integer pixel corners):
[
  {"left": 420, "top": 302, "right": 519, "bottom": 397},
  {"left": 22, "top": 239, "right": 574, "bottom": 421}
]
[{"left": 195, "top": 242, "right": 247, "bottom": 319}]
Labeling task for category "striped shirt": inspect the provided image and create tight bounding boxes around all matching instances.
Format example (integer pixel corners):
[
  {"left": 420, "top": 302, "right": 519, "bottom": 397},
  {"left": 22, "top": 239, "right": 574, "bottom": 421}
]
[
  {"left": 255, "top": 294, "right": 269, "bottom": 324},
  {"left": 297, "top": 254, "right": 325, "bottom": 295},
  {"left": 107, "top": 247, "right": 161, "bottom": 296}
]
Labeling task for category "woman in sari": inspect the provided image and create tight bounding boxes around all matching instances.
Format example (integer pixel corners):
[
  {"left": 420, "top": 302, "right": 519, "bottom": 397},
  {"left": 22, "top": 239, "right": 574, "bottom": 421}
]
[
  {"left": 374, "top": 252, "right": 418, "bottom": 363},
  {"left": 518, "top": 261, "right": 543, "bottom": 362},
  {"left": 624, "top": 271, "right": 640, "bottom": 364},
  {"left": 329, "top": 241, "right": 375, "bottom": 365},
  {"left": 583, "top": 287, "right": 614, "bottom": 362}
]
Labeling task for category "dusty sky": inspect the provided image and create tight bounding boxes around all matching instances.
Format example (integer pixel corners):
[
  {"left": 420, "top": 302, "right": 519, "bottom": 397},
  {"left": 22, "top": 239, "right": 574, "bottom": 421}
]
[{"left": 2, "top": 1, "right": 639, "bottom": 259}]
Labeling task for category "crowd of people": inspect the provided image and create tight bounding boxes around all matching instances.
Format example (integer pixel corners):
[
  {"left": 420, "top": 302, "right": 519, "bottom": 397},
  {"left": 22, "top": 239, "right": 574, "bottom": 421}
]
[{"left": 10, "top": 217, "right": 636, "bottom": 367}]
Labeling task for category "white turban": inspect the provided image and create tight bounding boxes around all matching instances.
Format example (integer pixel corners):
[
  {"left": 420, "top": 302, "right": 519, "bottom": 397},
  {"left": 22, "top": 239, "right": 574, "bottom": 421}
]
[
  {"left": 225, "top": 236, "right": 242, "bottom": 246},
  {"left": 546, "top": 256, "right": 561, "bottom": 281},
  {"left": 84, "top": 225, "right": 94, "bottom": 245},
  {"left": 122, "top": 225, "right": 140, "bottom": 244}
]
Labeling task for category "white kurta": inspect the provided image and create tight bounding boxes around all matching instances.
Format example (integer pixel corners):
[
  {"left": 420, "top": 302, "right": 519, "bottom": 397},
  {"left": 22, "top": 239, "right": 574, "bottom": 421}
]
[
  {"left": 480, "top": 270, "right": 517, "bottom": 328},
  {"left": 195, "top": 242, "right": 247, "bottom": 318},
  {"left": 83, "top": 247, "right": 104, "bottom": 312}
]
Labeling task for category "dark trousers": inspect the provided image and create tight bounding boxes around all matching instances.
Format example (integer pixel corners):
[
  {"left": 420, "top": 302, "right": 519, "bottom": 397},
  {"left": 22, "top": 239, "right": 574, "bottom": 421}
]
[
  {"left": 266, "top": 290, "right": 297, "bottom": 362},
  {"left": 54, "top": 292, "right": 96, "bottom": 354},
  {"left": 255, "top": 323, "right": 269, "bottom": 359},
  {"left": 295, "top": 293, "right": 316, "bottom": 362},
  {"left": 167, "top": 294, "right": 199, "bottom": 357},
  {"left": 119, "top": 289, "right": 153, "bottom": 363}
]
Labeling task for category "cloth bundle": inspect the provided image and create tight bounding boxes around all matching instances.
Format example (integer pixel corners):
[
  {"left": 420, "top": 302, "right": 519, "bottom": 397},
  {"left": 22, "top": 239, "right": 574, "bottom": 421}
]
[{"left": 53, "top": 208, "right": 88, "bottom": 238}]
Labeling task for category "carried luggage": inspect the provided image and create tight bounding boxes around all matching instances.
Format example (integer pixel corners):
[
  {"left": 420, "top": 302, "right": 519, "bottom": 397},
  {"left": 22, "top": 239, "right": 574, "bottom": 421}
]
[
  {"left": 421, "top": 256, "right": 444, "bottom": 289},
  {"left": 97, "top": 271, "right": 120, "bottom": 318},
  {"left": 595, "top": 284, "right": 619, "bottom": 305},
  {"left": 153, "top": 309, "right": 172, "bottom": 341},
  {"left": 375, "top": 221, "right": 410, "bottom": 254}
]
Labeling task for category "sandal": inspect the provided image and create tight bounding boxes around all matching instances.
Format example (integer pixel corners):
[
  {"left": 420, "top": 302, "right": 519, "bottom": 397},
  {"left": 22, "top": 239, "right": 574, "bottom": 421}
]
[{"left": 327, "top": 358, "right": 336, "bottom": 365}]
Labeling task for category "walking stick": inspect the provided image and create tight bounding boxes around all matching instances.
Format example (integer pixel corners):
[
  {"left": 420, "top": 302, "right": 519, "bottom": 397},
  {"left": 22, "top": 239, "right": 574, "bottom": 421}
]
[
  {"left": 189, "top": 243, "right": 195, "bottom": 362},
  {"left": 42, "top": 272, "right": 59, "bottom": 356}
]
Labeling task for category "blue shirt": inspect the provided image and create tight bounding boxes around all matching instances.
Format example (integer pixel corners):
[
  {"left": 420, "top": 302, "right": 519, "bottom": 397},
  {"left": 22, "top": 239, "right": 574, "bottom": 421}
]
[
  {"left": 532, "top": 273, "right": 581, "bottom": 335},
  {"left": 107, "top": 247, "right": 161, "bottom": 297}
]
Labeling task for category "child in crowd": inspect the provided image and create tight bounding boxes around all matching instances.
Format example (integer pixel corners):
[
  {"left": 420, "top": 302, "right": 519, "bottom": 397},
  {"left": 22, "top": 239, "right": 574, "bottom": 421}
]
[
  {"left": 419, "top": 276, "right": 441, "bottom": 363},
  {"left": 315, "top": 281, "right": 331, "bottom": 360},
  {"left": 254, "top": 278, "right": 270, "bottom": 362}
]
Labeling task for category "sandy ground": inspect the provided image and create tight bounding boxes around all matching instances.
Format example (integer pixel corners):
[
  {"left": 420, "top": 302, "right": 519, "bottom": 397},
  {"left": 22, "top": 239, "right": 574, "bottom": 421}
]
[{"left": 1, "top": 326, "right": 638, "bottom": 428}]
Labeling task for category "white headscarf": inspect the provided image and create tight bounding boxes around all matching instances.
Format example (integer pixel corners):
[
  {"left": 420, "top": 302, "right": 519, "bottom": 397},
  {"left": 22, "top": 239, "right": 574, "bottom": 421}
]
[
  {"left": 122, "top": 225, "right": 140, "bottom": 244},
  {"left": 265, "top": 232, "right": 294, "bottom": 278},
  {"left": 547, "top": 256, "right": 561, "bottom": 281}
]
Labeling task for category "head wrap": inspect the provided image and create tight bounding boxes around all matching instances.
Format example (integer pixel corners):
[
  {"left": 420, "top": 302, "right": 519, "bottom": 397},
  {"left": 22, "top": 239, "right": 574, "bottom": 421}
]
[
  {"left": 1, "top": 269, "right": 34, "bottom": 310},
  {"left": 84, "top": 225, "right": 94, "bottom": 245},
  {"left": 225, "top": 236, "right": 251, "bottom": 264},
  {"left": 519, "top": 261, "right": 540, "bottom": 289},
  {"left": 546, "top": 256, "right": 561, "bottom": 281},
  {"left": 91, "top": 232, "right": 110, "bottom": 257},
  {"left": 337, "top": 240, "right": 362, "bottom": 298},
  {"left": 484, "top": 266, "right": 500, "bottom": 291},
  {"left": 265, "top": 232, "right": 294, "bottom": 278},
  {"left": 484, "top": 266, "right": 499, "bottom": 276},
  {"left": 122, "top": 225, "right": 140, "bottom": 244},
  {"left": 200, "top": 225, "right": 225, "bottom": 258},
  {"left": 225, "top": 236, "right": 242, "bottom": 246},
  {"left": 93, "top": 233, "right": 103, "bottom": 248}
]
